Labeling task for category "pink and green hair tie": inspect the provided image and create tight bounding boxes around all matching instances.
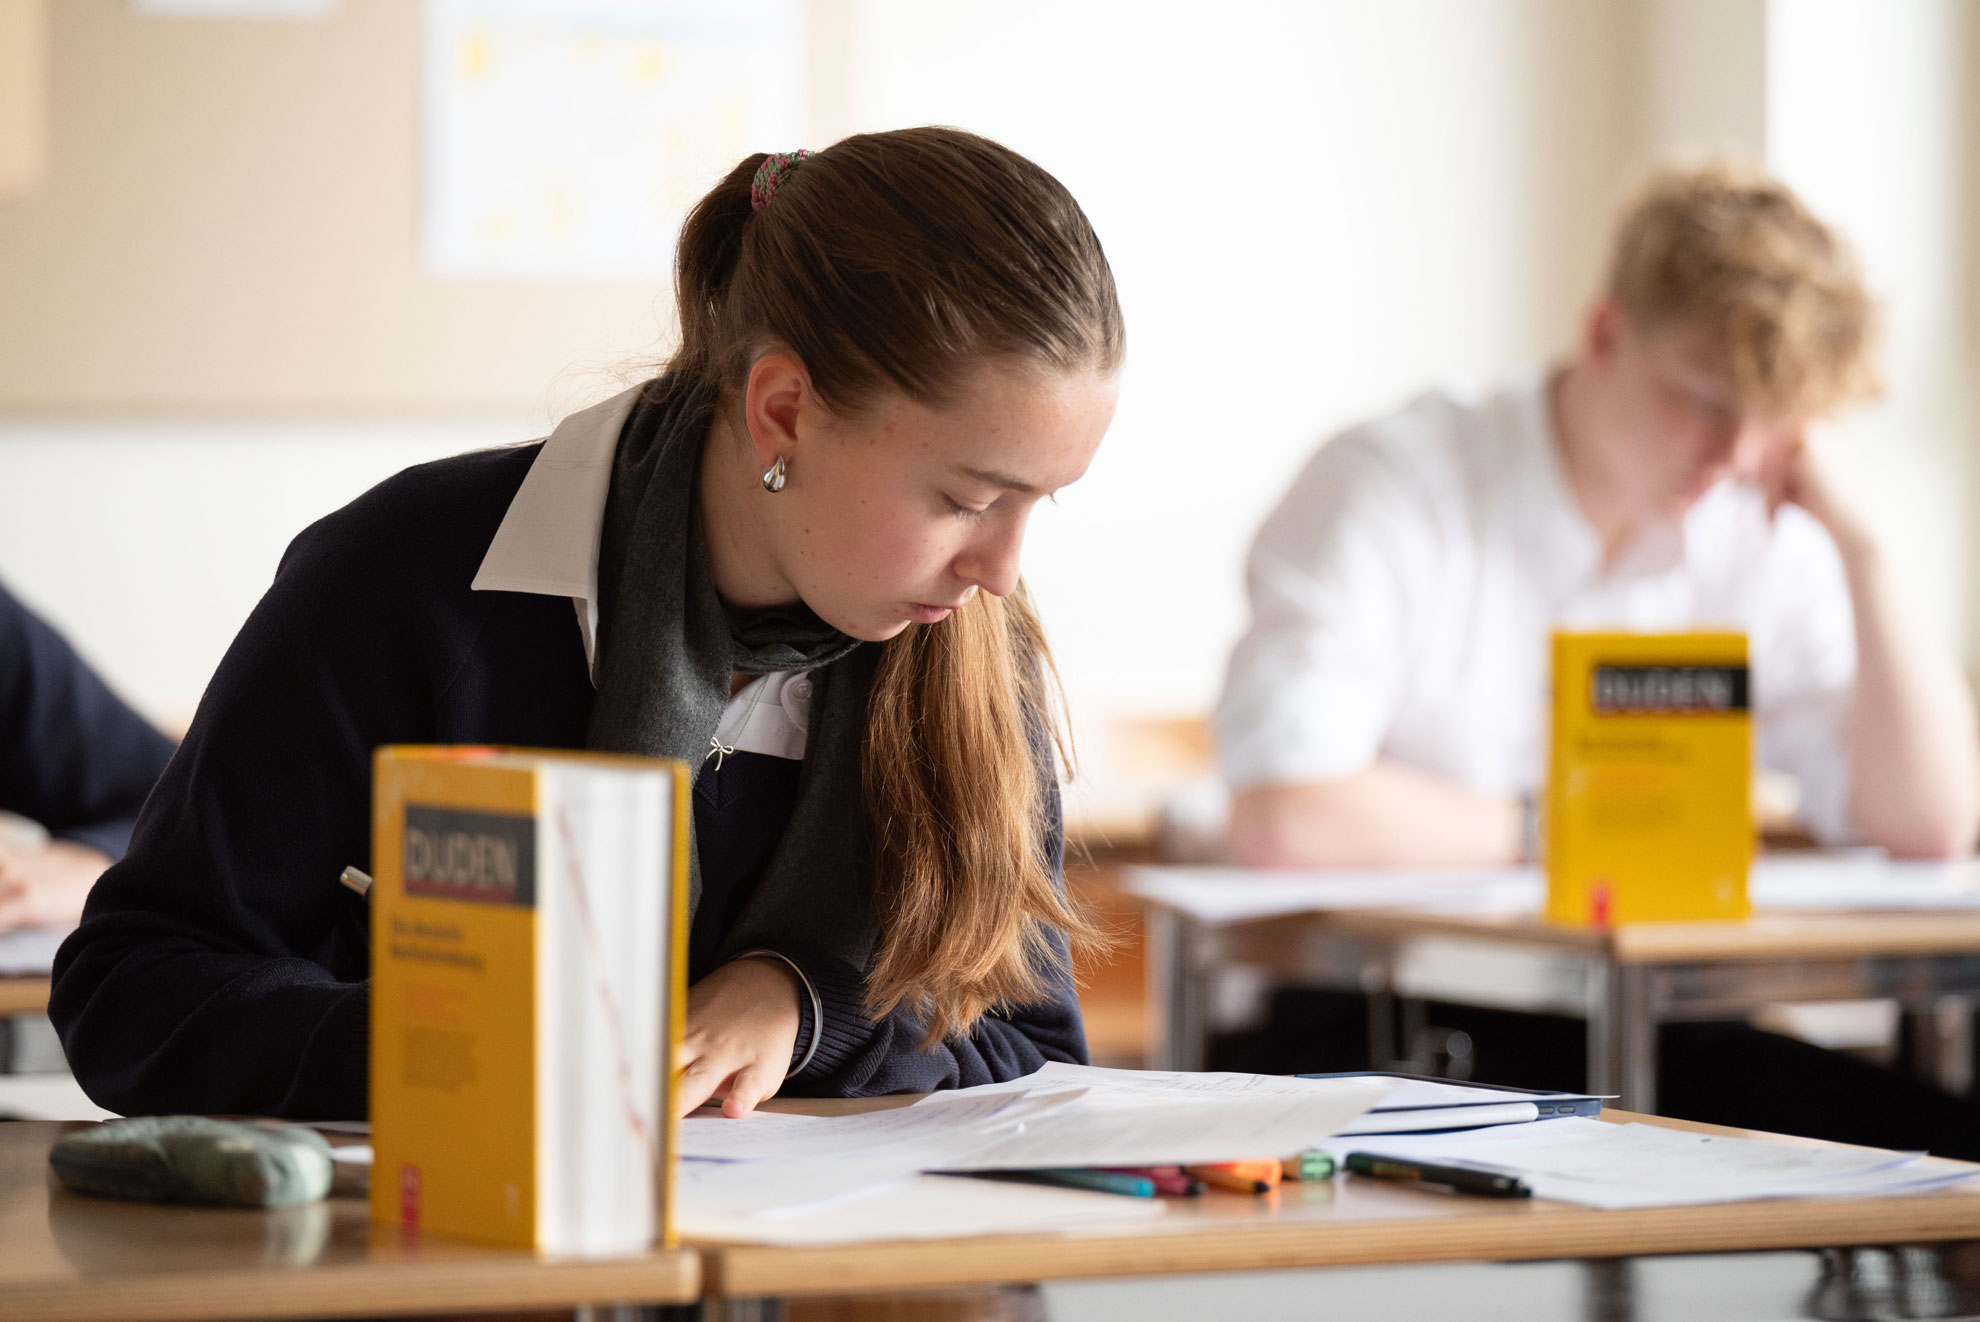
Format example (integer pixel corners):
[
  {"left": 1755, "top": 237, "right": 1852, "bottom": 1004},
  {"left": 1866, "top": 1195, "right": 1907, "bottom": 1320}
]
[{"left": 750, "top": 149, "right": 810, "bottom": 212}]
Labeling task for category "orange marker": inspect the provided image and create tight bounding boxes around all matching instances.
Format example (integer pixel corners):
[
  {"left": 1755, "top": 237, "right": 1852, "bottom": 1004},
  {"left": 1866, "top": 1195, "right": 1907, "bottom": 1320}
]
[{"left": 1184, "top": 1159, "right": 1282, "bottom": 1194}]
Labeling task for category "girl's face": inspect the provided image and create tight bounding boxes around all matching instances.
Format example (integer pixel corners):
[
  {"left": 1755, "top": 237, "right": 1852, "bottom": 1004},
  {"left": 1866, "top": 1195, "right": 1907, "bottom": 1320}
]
[{"left": 745, "top": 355, "right": 1119, "bottom": 642}]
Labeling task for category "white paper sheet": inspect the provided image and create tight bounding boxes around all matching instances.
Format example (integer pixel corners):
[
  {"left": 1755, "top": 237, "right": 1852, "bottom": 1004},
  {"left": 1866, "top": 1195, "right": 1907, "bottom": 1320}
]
[
  {"left": 972, "top": 1063, "right": 1588, "bottom": 1135},
  {"left": 682, "top": 1068, "right": 1393, "bottom": 1172},
  {"left": 1321, "top": 1118, "right": 1980, "bottom": 1209},
  {"left": 926, "top": 1075, "right": 1396, "bottom": 1171},
  {"left": 678, "top": 1087, "right": 1083, "bottom": 1164},
  {"left": 0, "top": 1073, "right": 118, "bottom": 1121},
  {"left": 1750, "top": 856, "right": 1980, "bottom": 910},
  {"left": 677, "top": 1171, "right": 1165, "bottom": 1245},
  {"left": 0, "top": 925, "right": 67, "bottom": 976},
  {"left": 1126, "top": 865, "right": 1542, "bottom": 925},
  {"left": 1128, "top": 856, "right": 1980, "bottom": 926},
  {"left": 677, "top": 1154, "right": 922, "bottom": 1219}
]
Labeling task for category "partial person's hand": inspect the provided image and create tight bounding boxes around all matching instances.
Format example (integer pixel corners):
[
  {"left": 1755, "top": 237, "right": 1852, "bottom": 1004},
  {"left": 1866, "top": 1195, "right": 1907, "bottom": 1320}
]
[
  {"left": 676, "top": 955, "right": 802, "bottom": 1119},
  {"left": 0, "top": 838, "right": 113, "bottom": 931},
  {"left": 1756, "top": 427, "right": 1870, "bottom": 551}
]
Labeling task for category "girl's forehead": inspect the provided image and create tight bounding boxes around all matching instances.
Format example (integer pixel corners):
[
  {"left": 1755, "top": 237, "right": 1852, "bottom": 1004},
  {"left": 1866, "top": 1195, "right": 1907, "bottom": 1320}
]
[{"left": 879, "top": 366, "right": 1116, "bottom": 482}]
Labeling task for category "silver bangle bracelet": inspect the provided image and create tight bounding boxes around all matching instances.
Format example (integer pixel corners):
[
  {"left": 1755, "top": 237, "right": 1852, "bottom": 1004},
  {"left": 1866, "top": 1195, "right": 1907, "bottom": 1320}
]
[{"left": 734, "top": 948, "right": 823, "bottom": 1078}]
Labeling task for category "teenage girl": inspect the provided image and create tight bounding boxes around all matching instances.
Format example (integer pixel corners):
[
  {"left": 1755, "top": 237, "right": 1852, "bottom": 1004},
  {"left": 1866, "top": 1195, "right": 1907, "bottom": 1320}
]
[{"left": 50, "top": 127, "right": 1124, "bottom": 1121}]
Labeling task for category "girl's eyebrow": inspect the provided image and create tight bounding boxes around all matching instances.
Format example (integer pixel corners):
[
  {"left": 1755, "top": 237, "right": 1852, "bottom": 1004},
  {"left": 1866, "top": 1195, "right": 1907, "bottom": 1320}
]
[{"left": 958, "top": 465, "right": 1043, "bottom": 496}]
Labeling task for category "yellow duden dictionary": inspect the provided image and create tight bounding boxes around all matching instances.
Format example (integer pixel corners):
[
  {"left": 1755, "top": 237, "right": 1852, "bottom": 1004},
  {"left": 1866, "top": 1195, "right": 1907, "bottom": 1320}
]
[
  {"left": 369, "top": 746, "right": 689, "bottom": 1252},
  {"left": 1546, "top": 632, "right": 1753, "bottom": 926}
]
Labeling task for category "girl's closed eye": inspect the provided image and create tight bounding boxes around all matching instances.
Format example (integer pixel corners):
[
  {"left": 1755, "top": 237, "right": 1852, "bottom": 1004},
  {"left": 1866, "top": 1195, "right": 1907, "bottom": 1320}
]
[{"left": 944, "top": 494, "right": 992, "bottom": 518}]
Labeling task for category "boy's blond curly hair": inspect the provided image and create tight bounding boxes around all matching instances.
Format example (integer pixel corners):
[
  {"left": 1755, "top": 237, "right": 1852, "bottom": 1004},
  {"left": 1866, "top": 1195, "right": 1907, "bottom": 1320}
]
[{"left": 1606, "top": 164, "right": 1880, "bottom": 418}]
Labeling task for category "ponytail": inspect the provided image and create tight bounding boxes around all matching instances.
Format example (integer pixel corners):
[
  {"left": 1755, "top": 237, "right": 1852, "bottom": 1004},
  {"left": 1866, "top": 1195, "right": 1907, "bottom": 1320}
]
[
  {"left": 670, "top": 152, "right": 770, "bottom": 386},
  {"left": 667, "top": 128, "right": 1124, "bottom": 1039}
]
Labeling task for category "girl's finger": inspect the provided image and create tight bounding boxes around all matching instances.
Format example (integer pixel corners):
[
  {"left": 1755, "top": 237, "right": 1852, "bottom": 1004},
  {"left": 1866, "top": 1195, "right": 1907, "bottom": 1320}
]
[
  {"left": 674, "top": 1052, "right": 729, "bottom": 1117},
  {"left": 719, "top": 1057, "right": 784, "bottom": 1119}
]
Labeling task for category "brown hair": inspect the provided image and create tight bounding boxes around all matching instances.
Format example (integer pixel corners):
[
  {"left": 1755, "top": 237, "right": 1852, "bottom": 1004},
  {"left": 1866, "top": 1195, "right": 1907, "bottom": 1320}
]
[
  {"left": 1606, "top": 163, "right": 1879, "bottom": 418},
  {"left": 671, "top": 127, "right": 1124, "bottom": 1040}
]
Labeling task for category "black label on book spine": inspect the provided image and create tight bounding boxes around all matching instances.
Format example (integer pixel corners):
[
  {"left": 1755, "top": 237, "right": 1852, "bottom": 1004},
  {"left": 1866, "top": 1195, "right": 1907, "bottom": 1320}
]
[
  {"left": 1590, "top": 663, "right": 1750, "bottom": 715},
  {"left": 402, "top": 806, "right": 536, "bottom": 906}
]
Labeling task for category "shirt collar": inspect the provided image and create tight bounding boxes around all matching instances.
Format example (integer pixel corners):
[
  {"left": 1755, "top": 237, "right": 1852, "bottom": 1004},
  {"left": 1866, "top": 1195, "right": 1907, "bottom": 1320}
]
[
  {"left": 1505, "top": 366, "right": 1687, "bottom": 588},
  {"left": 470, "top": 383, "right": 646, "bottom": 679}
]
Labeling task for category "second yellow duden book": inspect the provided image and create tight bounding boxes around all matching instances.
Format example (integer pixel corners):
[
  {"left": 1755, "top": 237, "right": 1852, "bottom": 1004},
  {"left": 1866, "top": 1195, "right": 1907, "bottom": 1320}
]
[
  {"left": 1546, "top": 631, "right": 1753, "bottom": 925},
  {"left": 369, "top": 746, "right": 689, "bottom": 1253}
]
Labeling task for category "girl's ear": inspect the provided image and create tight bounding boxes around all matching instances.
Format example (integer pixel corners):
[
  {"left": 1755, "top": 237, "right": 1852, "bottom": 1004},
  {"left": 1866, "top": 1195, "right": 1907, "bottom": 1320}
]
[{"left": 742, "top": 353, "right": 813, "bottom": 469}]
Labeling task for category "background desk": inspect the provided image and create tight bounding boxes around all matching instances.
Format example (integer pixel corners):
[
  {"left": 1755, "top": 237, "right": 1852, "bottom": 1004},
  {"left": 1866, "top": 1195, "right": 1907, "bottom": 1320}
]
[
  {"left": 0, "top": 975, "right": 50, "bottom": 1016},
  {"left": 0, "top": 1121, "right": 700, "bottom": 1322},
  {"left": 695, "top": 1109, "right": 1980, "bottom": 1313},
  {"left": 1143, "top": 900, "right": 1980, "bottom": 1111}
]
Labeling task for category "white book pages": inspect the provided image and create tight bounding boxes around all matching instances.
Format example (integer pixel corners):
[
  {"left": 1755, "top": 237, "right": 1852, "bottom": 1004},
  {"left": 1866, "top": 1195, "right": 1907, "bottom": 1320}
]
[
  {"left": 538, "top": 764, "right": 671, "bottom": 1254},
  {"left": 677, "top": 1172, "right": 1164, "bottom": 1245}
]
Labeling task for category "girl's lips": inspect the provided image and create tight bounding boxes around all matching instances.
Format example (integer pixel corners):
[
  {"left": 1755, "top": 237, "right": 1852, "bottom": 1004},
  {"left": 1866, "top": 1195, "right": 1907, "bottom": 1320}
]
[{"left": 906, "top": 603, "right": 955, "bottom": 624}]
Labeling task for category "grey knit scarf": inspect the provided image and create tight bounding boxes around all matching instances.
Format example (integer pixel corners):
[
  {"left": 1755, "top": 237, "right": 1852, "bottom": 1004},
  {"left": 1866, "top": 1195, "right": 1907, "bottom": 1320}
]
[{"left": 586, "top": 375, "right": 883, "bottom": 969}]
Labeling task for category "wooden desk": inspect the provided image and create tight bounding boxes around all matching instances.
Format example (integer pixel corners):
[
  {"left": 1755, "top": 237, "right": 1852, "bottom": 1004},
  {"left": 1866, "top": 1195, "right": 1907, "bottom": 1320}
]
[
  {"left": 1143, "top": 900, "right": 1980, "bottom": 1111},
  {"left": 0, "top": 1121, "right": 699, "bottom": 1322},
  {"left": 695, "top": 1109, "right": 1980, "bottom": 1304},
  {"left": 0, "top": 975, "right": 51, "bottom": 1016}
]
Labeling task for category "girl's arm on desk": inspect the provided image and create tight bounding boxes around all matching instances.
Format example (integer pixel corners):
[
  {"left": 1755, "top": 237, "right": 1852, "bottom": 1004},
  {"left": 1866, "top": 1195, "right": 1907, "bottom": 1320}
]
[{"left": 49, "top": 448, "right": 571, "bottom": 1120}]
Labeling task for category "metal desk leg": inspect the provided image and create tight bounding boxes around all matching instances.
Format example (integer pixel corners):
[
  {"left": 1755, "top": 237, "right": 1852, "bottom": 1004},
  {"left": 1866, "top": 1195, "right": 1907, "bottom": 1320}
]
[
  {"left": 1616, "top": 965, "right": 1656, "bottom": 1115},
  {"left": 1146, "top": 908, "right": 1210, "bottom": 1072},
  {"left": 1587, "top": 961, "right": 1617, "bottom": 1098},
  {"left": 1901, "top": 995, "right": 1974, "bottom": 1099}
]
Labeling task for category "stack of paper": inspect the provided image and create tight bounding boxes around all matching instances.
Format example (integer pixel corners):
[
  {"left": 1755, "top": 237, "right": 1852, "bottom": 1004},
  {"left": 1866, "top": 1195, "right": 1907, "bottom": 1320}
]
[
  {"left": 675, "top": 1065, "right": 1396, "bottom": 1242},
  {"left": 1319, "top": 1117, "right": 1979, "bottom": 1209}
]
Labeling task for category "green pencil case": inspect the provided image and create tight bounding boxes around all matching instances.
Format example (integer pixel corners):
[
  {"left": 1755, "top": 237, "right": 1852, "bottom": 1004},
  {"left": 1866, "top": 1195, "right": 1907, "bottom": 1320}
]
[{"left": 49, "top": 1116, "right": 334, "bottom": 1208}]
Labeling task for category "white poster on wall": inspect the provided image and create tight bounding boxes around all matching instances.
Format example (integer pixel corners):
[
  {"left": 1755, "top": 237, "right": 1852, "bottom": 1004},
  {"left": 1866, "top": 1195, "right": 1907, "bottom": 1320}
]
[{"left": 421, "top": 0, "right": 804, "bottom": 282}]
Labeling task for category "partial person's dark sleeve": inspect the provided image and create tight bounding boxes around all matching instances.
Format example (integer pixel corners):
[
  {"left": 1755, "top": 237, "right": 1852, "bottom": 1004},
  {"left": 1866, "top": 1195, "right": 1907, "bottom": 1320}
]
[
  {"left": 777, "top": 742, "right": 1089, "bottom": 1097},
  {"left": 48, "top": 503, "right": 462, "bottom": 1121},
  {"left": 0, "top": 582, "right": 177, "bottom": 860}
]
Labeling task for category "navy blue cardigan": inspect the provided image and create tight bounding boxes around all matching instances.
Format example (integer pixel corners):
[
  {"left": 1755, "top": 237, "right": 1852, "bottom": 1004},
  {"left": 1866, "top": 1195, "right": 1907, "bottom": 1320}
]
[
  {"left": 1, "top": 582, "right": 175, "bottom": 861},
  {"left": 49, "top": 443, "right": 1086, "bottom": 1120}
]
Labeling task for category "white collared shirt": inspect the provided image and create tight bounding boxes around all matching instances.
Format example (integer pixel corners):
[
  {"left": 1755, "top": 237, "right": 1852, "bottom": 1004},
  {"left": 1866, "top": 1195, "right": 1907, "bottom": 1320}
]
[
  {"left": 468, "top": 383, "right": 811, "bottom": 760},
  {"left": 1214, "top": 371, "right": 1857, "bottom": 842}
]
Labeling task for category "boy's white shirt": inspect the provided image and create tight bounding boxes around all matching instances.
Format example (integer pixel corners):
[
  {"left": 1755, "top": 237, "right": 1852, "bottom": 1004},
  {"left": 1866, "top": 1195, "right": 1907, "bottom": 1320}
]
[{"left": 1214, "top": 369, "right": 1857, "bottom": 843}]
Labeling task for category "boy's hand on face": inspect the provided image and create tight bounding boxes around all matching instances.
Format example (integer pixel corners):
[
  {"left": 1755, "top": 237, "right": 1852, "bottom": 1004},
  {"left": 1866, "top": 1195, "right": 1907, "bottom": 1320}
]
[
  {"left": 676, "top": 954, "right": 803, "bottom": 1119},
  {"left": 1758, "top": 428, "right": 1872, "bottom": 555}
]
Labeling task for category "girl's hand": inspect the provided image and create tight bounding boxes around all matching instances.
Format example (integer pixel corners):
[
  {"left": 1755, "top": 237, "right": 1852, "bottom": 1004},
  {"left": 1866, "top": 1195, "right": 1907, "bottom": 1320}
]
[
  {"left": 0, "top": 838, "right": 111, "bottom": 931},
  {"left": 676, "top": 955, "right": 802, "bottom": 1119}
]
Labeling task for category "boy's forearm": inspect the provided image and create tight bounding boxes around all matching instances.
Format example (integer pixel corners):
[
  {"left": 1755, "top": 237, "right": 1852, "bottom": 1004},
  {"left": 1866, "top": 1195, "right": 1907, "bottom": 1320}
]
[{"left": 1228, "top": 763, "right": 1523, "bottom": 868}]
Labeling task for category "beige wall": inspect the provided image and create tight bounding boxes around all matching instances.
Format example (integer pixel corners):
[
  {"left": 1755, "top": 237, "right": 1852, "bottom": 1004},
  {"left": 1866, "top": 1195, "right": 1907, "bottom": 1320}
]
[
  {"left": 0, "top": 0, "right": 48, "bottom": 198},
  {"left": 0, "top": 0, "right": 685, "bottom": 414},
  {"left": 2, "top": 0, "right": 1975, "bottom": 737}
]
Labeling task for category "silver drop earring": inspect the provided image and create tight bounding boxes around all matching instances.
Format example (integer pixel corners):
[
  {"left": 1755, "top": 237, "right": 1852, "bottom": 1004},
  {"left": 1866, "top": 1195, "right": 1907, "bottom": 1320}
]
[{"left": 761, "top": 454, "right": 788, "bottom": 493}]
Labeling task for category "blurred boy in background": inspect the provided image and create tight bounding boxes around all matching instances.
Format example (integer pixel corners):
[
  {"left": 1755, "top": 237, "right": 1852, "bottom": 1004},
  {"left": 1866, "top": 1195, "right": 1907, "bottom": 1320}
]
[
  {"left": 1220, "top": 164, "right": 1976, "bottom": 868},
  {"left": 1213, "top": 165, "right": 1980, "bottom": 1152}
]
